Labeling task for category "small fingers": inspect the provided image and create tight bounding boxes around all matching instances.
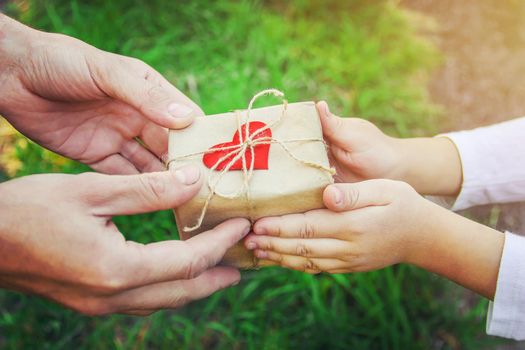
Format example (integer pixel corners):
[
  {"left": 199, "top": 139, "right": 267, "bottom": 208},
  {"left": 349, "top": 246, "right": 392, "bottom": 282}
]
[
  {"left": 257, "top": 251, "right": 351, "bottom": 274},
  {"left": 253, "top": 210, "right": 347, "bottom": 239},
  {"left": 245, "top": 235, "right": 352, "bottom": 260}
]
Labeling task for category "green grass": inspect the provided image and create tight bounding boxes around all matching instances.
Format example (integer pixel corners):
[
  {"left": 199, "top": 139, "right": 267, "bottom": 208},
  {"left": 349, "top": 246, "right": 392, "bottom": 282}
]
[{"left": 0, "top": 0, "right": 501, "bottom": 349}]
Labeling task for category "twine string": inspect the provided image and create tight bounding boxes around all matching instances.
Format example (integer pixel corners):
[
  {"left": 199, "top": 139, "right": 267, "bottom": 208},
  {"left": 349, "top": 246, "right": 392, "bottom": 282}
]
[{"left": 167, "top": 89, "right": 335, "bottom": 232}]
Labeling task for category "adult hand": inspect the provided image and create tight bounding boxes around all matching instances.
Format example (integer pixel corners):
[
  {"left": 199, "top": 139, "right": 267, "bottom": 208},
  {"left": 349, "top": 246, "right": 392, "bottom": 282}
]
[
  {"left": 245, "top": 180, "right": 504, "bottom": 299},
  {"left": 0, "top": 165, "right": 250, "bottom": 315},
  {"left": 316, "top": 101, "right": 462, "bottom": 196},
  {"left": 0, "top": 14, "right": 203, "bottom": 174}
]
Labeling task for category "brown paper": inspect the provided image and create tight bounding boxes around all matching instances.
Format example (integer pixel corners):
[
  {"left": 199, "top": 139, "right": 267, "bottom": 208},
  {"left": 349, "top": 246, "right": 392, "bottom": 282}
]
[{"left": 168, "top": 101, "right": 333, "bottom": 268}]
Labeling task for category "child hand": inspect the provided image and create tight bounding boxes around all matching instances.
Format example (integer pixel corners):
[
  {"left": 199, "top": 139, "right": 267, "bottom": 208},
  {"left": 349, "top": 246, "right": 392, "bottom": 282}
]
[
  {"left": 317, "top": 101, "right": 403, "bottom": 184},
  {"left": 317, "top": 102, "right": 462, "bottom": 196},
  {"left": 245, "top": 180, "right": 428, "bottom": 274},
  {"left": 245, "top": 180, "right": 504, "bottom": 299}
]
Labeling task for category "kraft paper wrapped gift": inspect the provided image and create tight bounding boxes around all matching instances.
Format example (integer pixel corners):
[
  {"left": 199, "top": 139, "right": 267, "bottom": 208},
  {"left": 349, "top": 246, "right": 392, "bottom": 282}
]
[{"left": 167, "top": 91, "right": 334, "bottom": 268}]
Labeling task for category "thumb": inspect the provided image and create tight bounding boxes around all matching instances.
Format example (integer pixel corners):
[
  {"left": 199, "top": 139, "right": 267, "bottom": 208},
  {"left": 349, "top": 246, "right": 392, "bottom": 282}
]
[
  {"left": 98, "top": 58, "right": 203, "bottom": 129},
  {"left": 323, "top": 180, "right": 396, "bottom": 212},
  {"left": 84, "top": 164, "right": 203, "bottom": 216},
  {"left": 316, "top": 101, "right": 348, "bottom": 147}
]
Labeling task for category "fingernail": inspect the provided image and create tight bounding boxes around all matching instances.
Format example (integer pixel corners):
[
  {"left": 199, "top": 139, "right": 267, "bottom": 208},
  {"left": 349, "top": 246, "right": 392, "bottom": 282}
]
[
  {"left": 255, "top": 250, "right": 268, "bottom": 259},
  {"left": 323, "top": 102, "right": 331, "bottom": 116},
  {"left": 246, "top": 241, "right": 257, "bottom": 250},
  {"left": 168, "top": 103, "right": 193, "bottom": 118},
  {"left": 242, "top": 225, "right": 251, "bottom": 238},
  {"left": 174, "top": 164, "right": 200, "bottom": 185},
  {"left": 329, "top": 186, "right": 343, "bottom": 206}
]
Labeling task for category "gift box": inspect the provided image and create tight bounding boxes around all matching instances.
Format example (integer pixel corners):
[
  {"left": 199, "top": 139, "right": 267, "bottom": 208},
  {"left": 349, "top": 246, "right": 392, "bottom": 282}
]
[{"left": 167, "top": 90, "right": 334, "bottom": 268}]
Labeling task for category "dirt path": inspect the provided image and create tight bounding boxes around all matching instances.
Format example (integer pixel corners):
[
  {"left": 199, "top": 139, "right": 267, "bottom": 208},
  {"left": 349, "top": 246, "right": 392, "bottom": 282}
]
[
  {"left": 402, "top": 0, "right": 525, "bottom": 235},
  {"left": 403, "top": 0, "right": 525, "bottom": 130}
]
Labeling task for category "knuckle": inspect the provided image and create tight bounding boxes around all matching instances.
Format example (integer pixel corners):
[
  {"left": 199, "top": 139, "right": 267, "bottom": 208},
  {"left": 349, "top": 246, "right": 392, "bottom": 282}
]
[
  {"left": 74, "top": 299, "right": 112, "bottom": 316},
  {"left": 378, "top": 178, "right": 403, "bottom": 190},
  {"left": 296, "top": 243, "right": 310, "bottom": 257},
  {"left": 303, "top": 258, "right": 317, "bottom": 272},
  {"left": 343, "top": 186, "right": 360, "bottom": 209},
  {"left": 334, "top": 147, "right": 352, "bottom": 164},
  {"left": 298, "top": 214, "right": 316, "bottom": 239},
  {"left": 261, "top": 239, "right": 273, "bottom": 251},
  {"left": 96, "top": 273, "right": 127, "bottom": 293},
  {"left": 379, "top": 179, "right": 416, "bottom": 199},
  {"left": 275, "top": 217, "right": 286, "bottom": 237},
  {"left": 87, "top": 259, "right": 128, "bottom": 294},
  {"left": 332, "top": 116, "right": 346, "bottom": 134},
  {"left": 138, "top": 173, "right": 167, "bottom": 205},
  {"left": 395, "top": 180, "right": 415, "bottom": 194},
  {"left": 174, "top": 294, "right": 192, "bottom": 307},
  {"left": 183, "top": 248, "right": 208, "bottom": 280},
  {"left": 146, "top": 84, "right": 168, "bottom": 104},
  {"left": 166, "top": 290, "right": 192, "bottom": 308}
]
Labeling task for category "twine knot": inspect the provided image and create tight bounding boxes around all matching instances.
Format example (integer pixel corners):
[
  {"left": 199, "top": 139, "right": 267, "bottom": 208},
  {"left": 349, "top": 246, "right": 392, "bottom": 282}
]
[{"left": 167, "top": 89, "right": 335, "bottom": 232}]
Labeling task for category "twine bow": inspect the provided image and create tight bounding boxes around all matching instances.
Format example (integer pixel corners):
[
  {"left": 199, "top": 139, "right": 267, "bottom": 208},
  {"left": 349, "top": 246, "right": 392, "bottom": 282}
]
[{"left": 167, "top": 89, "right": 335, "bottom": 232}]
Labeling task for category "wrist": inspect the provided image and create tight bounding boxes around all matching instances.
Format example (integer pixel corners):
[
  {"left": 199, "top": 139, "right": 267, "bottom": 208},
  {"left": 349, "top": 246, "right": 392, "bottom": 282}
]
[{"left": 392, "top": 137, "right": 462, "bottom": 196}]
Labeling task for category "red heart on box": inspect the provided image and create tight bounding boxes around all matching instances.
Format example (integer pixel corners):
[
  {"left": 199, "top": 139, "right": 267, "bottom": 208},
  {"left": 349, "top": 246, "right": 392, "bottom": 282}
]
[{"left": 203, "top": 121, "right": 271, "bottom": 171}]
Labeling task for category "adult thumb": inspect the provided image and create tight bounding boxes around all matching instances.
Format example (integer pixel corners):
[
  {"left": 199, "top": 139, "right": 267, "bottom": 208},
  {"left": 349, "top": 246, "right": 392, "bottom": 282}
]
[
  {"left": 86, "top": 164, "right": 203, "bottom": 216},
  {"left": 323, "top": 180, "right": 397, "bottom": 212},
  {"left": 96, "top": 57, "right": 203, "bottom": 129}
]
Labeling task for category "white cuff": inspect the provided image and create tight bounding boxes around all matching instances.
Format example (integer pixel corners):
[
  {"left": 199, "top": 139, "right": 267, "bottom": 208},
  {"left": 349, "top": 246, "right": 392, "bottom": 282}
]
[
  {"left": 437, "top": 118, "right": 525, "bottom": 211},
  {"left": 487, "top": 232, "right": 525, "bottom": 340}
]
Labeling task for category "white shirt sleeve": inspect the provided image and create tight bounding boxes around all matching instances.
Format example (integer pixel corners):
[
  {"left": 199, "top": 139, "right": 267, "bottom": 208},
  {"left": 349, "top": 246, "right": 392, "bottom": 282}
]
[
  {"left": 440, "top": 117, "right": 525, "bottom": 211},
  {"left": 437, "top": 117, "right": 525, "bottom": 340},
  {"left": 486, "top": 232, "right": 525, "bottom": 340}
]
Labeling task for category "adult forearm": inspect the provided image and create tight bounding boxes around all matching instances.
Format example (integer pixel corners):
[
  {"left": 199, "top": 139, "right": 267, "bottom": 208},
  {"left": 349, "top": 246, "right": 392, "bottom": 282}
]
[
  {"left": 406, "top": 201, "right": 504, "bottom": 299},
  {"left": 395, "top": 136, "right": 462, "bottom": 196}
]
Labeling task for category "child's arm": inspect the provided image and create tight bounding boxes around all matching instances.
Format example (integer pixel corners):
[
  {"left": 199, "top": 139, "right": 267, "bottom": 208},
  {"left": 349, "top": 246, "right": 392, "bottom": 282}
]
[
  {"left": 246, "top": 180, "right": 504, "bottom": 299},
  {"left": 317, "top": 101, "right": 525, "bottom": 207},
  {"left": 316, "top": 101, "right": 463, "bottom": 195},
  {"left": 248, "top": 105, "right": 525, "bottom": 340}
]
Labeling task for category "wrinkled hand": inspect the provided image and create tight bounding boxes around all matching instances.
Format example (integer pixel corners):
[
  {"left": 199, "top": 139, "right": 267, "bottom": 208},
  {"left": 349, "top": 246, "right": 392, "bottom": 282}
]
[
  {"left": 245, "top": 180, "right": 430, "bottom": 274},
  {"left": 0, "top": 14, "right": 202, "bottom": 174},
  {"left": 0, "top": 166, "right": 250, "bottom": 315}
]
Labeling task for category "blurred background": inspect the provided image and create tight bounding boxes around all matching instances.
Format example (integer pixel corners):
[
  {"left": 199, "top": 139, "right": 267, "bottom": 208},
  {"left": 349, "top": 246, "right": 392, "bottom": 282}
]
[{"left": 1, "top": 0, "right": 525, "bottom": 349}]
